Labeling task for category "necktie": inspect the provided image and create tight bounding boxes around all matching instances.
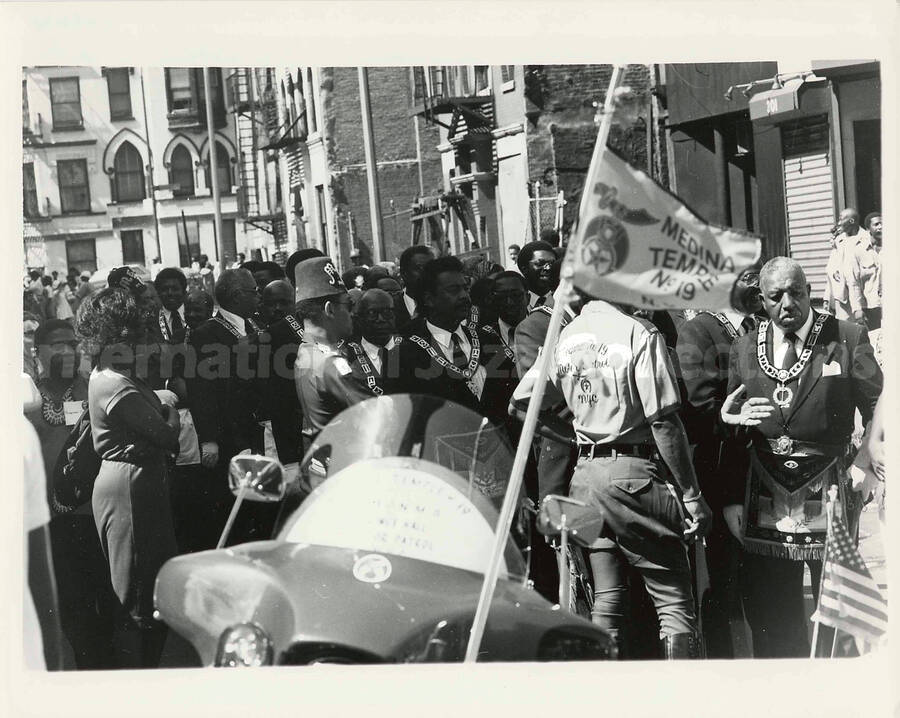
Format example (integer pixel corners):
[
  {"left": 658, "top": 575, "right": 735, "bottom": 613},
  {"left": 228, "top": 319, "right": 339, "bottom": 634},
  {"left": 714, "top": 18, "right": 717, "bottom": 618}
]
[
  {"left": 507, "top": 323, "right": 516, "bottom": 345},
  {"left": 449, "top": 332, "right": 468, "bottom": 371},
  {"left": 377, "top": 346, "right": 388, "bottom": 376},
  {"left": 245, "top": 318, "right": 259, "bottom": 336},
  {"left": 739, "top": 315, "right": 757, "bottom": 336},
  {"left": 782, "top": 332, "right": 799, "bottom": 370},
  {"left": 169, "top": 310, "right": 185, "bottom": 343},
  {"left": 534, "top": 294, "right": 546, "bottom": 307}
]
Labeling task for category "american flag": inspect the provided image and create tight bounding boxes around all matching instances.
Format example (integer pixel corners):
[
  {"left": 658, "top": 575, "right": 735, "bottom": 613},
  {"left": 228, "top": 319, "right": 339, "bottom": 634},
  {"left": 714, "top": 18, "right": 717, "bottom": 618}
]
[{"left": 812, "top": 510, "right": 888, "bottom": 646}]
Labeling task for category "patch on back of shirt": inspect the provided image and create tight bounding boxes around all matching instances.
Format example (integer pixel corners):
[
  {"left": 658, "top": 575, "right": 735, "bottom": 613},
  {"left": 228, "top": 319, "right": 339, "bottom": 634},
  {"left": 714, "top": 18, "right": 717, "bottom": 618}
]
[{"left": 333, "top": 357, "right": 352, "bottom": 376}]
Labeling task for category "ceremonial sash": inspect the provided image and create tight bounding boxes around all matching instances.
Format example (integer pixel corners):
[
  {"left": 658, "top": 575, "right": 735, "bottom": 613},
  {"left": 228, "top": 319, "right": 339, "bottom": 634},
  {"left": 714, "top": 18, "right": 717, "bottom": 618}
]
[
  {"left": 284, "top": 313, "right": 304, "bottom": 342},
  {"left": 213, "top": 314, "right": 242, "bottom": 339},
  {"left": 479, "top": 325, "right": 517, "bottom": 363},
  {"left": 347, "top": 341, "right": 384, "bottom": 396},
  {"left": 741, "top": 447, "right": 849, "bottom": 560},
  {"left": 700, "top": 310, "right": 739, "bottom": 341},
  {"left": 409, "top": 325, "right": 482, "bottom": 398},
  {"left": 756, "top": 312, "right": 827, "bottom": 409}
]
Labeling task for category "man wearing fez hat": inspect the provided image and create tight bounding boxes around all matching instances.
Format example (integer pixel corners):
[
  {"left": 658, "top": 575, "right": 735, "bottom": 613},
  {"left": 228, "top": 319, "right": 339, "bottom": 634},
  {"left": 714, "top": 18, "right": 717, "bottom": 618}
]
[
  {"left": 293, "top": 257, "right": 370, "bottom": 437},
  {"left": 254, "top": 248, "right": 325, "bottom": 473}
]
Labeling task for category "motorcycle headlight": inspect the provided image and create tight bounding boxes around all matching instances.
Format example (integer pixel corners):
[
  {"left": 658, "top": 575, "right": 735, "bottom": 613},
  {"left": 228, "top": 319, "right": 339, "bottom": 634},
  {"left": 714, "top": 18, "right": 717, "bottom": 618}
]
[
  {"left": 215, "top": 623, "right": 274, "bottom": 667},
  {"left": 537, "top": 629, "right": 613, "bottom": 661}
]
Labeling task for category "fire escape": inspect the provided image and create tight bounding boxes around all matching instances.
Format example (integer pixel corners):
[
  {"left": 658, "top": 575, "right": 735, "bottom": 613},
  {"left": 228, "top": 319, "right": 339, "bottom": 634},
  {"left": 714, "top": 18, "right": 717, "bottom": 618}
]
[
  {"left": 227, "top": 68, "right": 288, "bottom": 249},
  {"left": 410, "top": 66, "right": 497, "bottom": 253}
]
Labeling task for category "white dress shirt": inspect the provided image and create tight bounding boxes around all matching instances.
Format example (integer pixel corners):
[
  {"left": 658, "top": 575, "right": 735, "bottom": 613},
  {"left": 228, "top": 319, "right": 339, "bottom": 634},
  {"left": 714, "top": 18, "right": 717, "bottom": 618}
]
[
  {"left": 161, "top": 305, "right": 186, "bottom": 333},
  {"left": 425, "top": 320, "right": 486, "bottom": 398},
  {"left": 772, "top": 309, "right": 815, "bottom": 369},
  {"left": 360, "top": 336, "right": 395, "bottom": 374},
  {"left": 217, "top": 307, "right": 247, "bottom": 337},
  {"left": 497, "top": 318, "right": 515, "bottom": 345},
  {"left": 720, "top": 309, "right": 744, "bottom": 334},
  {"left": 403, "top": 291, "right": 417, "bottom": 318}
]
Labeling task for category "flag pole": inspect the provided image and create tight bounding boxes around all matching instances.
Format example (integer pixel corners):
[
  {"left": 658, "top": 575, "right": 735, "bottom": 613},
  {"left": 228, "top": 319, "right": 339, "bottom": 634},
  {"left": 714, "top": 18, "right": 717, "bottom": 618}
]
[
  {"left": 810, "top": 484, "right": 839, "bottom": 658},
  {"left": 463, "top": 64, "right": 624, "bottom": 663}
]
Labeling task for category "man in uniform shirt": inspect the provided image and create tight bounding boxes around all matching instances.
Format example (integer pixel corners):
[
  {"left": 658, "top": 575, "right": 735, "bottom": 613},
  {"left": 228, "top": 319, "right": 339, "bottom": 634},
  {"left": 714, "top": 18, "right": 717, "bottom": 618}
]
[
  {"left": 393, "top": 256, "right": 517, "bottom": 430},
  {"left": 520, "top": 295, "right": 712, "bottom": 658},
  {"left": 394, "top": 245, "right": 435, "bottom": 330},
  {"left": 344, "top": 288, "right": 399, "bottom": 397},
  {"left": 846, "top": 211, "right": 882, "bottom": 364},
  {"left": 720, "top": 257, "right": 881, "bottom": 658},
  {"left": 294, "top": 257, "right": 368, "bottom": 434},
  {"left": 675, "top": 270, "right": 761, "bottom": 658},
  {"left": 255, "top": 249, "right": 325, "bottom": 470}
]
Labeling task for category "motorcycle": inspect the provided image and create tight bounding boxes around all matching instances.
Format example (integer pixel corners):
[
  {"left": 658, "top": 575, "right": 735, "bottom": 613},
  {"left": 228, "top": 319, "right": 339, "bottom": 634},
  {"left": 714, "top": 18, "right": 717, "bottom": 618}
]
[{"left": 153, "top": 394, "right": 614, "bottom": 666}]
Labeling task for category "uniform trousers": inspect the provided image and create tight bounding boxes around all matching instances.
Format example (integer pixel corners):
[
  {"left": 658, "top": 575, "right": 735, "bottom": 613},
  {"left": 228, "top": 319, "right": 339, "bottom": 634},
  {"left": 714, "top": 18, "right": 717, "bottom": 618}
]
[{"left": 569, "top": 454, "right": 696, "bottom": 640}]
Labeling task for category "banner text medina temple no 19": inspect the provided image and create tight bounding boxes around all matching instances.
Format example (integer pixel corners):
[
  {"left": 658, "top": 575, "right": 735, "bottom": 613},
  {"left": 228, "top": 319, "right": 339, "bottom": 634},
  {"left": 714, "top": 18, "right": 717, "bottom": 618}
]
[{"left": 565, "top": 148, "right": 761, "bottom": 311}]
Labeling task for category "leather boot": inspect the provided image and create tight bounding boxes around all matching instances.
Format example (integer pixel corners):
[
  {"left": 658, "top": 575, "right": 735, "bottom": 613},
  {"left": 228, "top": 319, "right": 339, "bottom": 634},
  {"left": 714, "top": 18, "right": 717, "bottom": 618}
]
[
  {"left": 660, "top": 632, "right": 701, "bottom": 659},
  {"left": 604, "top": 628, "right": 626, "bottom": 660}
]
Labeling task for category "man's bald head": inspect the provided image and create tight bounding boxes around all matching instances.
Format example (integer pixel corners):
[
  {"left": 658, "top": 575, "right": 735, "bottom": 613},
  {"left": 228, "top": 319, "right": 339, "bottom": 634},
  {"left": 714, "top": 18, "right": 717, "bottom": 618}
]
[
  {"left": 839, "top": 208, "right": 861, "bottom": 235},
  {"left": 759, "top": 257, "right": 811, "bottom": 332},
  {"left": 262, "top": 279, "right": 295, "bottom": 324}
]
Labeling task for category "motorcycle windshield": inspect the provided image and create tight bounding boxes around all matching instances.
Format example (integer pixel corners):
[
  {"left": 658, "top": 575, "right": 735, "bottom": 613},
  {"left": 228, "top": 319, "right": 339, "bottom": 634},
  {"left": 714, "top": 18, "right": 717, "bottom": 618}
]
[{"left": 282, "top": 394, "right": 525, "bottom": 580}]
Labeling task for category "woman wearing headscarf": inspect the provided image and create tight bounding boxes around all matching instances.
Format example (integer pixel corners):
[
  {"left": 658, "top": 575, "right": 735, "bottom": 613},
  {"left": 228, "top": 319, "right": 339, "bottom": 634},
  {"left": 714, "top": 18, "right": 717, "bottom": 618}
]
[{"left": 76, "top": 287, "right": 180, "bottom": 668}]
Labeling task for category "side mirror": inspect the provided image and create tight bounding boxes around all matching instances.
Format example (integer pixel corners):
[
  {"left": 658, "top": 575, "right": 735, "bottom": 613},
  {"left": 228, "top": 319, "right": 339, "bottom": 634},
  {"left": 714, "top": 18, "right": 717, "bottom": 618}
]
[
  {"left": 537, "top": 494, "right": 605, "bottom": 546},
  {"left": 228, "top": 454, "right": 286, "bottom": 503}
]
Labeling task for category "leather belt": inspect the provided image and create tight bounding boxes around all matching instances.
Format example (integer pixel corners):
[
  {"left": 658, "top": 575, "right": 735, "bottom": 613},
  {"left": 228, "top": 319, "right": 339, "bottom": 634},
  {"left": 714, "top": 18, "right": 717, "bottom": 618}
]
[
  {"left": 758, "top": 437, "right": 846, "bottom": 458},
  {"left": 577, "top": 443, "right": 659, "bottom": 461}
]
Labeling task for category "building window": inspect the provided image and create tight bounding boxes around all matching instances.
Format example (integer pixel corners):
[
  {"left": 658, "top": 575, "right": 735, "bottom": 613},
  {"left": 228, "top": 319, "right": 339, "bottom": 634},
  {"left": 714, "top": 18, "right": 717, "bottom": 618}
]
[
  {"left": 204, "top": 141, "right": 232, "bottom": 193},
  {"left": 222, "top": 219, "right": 237, "bottom": 265},
  {"left": 169, "top": 145, "right": 195, "bottom": 197},
  {"left": 166, "top": 68, "right": 196, "bottom": 115},
  {"left": 50, "top": 77, "right": 83, "bottom": 130},
  {"left": 58, "top": 158, "right": 91, "bottom": 214},
  {"left": 121, "top": 229, "right": 145, "bottom": 265},
  {"left": 112, "top": 142, "right": 146, "bottom": 202},
  {"left": 106, "top": 67, "right": 133, "bottom": 120},
  {"left": 176, "top": 219, "right": 201, "bottom": 267},
  {"left": 315, "top": 184, "right": 327, "bottom": 247},
  {"left": 500, "top": 65, "right": 515, "bottom": 90},
  {"left": 65, "top": 238, "right": 97, "bottom": 274},
  {"left": 23, "top": 163, "right": 39, "bottom": 218},
  {"left": 474, "top": 65, "right": 490, "bottom": 95},
  {"left": 306, "top": 69, "right": 318, "bottom": 133}
]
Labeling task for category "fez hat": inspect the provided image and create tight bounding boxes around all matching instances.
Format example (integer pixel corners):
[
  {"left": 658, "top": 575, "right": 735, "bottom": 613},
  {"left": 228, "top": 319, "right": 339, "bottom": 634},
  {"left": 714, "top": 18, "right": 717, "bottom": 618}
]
[
  {"left": 107, "top": 266, "right": 146, "bottom": 295},
  {"left": 294, "top": 257, "right": 347, "bottom": 301}
]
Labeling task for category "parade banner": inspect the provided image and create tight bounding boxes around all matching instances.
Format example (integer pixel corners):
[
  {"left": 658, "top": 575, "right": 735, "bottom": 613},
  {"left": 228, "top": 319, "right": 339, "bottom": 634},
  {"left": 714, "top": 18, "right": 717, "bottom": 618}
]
[{"left": 565, "top": 148, "right": 762, "bottom": 311}]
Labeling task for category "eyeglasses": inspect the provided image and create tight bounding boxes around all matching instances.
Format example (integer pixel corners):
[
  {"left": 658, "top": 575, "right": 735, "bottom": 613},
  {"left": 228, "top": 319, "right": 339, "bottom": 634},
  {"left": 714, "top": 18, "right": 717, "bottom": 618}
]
[
  {"left": 529, "top": 258, "right": 554, "bottom": 269},
  {"left": 360, "top": 308, "right": 395, "bottom": 321},
  {"left": 492, "top": 290, "right": 527, "bottom": 303}
]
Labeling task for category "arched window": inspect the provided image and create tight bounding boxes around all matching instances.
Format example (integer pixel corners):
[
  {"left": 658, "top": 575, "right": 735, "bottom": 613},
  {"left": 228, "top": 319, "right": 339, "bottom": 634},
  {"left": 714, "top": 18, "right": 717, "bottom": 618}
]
[
  {"left": 113, "top": 141, "right": 145, "bottom": 202},
  {"left": 170, "top": 145, "right": 195, "bottom": 197},
  {"left": 204, "top": 141, "right": 232, "bottom": 194}
]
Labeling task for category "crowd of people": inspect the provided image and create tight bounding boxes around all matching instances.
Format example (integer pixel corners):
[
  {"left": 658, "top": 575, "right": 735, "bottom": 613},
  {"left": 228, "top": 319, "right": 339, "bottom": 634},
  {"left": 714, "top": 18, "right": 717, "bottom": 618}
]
[{"left": 22, "top": 211, "right": 884, "bottom": 668}]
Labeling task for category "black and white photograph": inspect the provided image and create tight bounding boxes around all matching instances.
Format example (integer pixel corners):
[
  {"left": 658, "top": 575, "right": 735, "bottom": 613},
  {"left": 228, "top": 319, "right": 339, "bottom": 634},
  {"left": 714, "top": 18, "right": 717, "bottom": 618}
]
[{"left": 5, "top": 2, "right": 896, "bottom": 717}]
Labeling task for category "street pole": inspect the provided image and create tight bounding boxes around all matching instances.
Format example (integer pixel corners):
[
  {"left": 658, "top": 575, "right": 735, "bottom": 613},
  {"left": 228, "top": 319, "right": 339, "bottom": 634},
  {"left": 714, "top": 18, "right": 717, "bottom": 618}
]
[
  {"left": 139, "top": 68, "right": 162, "bottom": 262},
  {"left": 204, "top": 67, "right": 225, "bottom": 270},
  {"left": 358, "top": 66, "right": 385, "bottom": 263}
]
